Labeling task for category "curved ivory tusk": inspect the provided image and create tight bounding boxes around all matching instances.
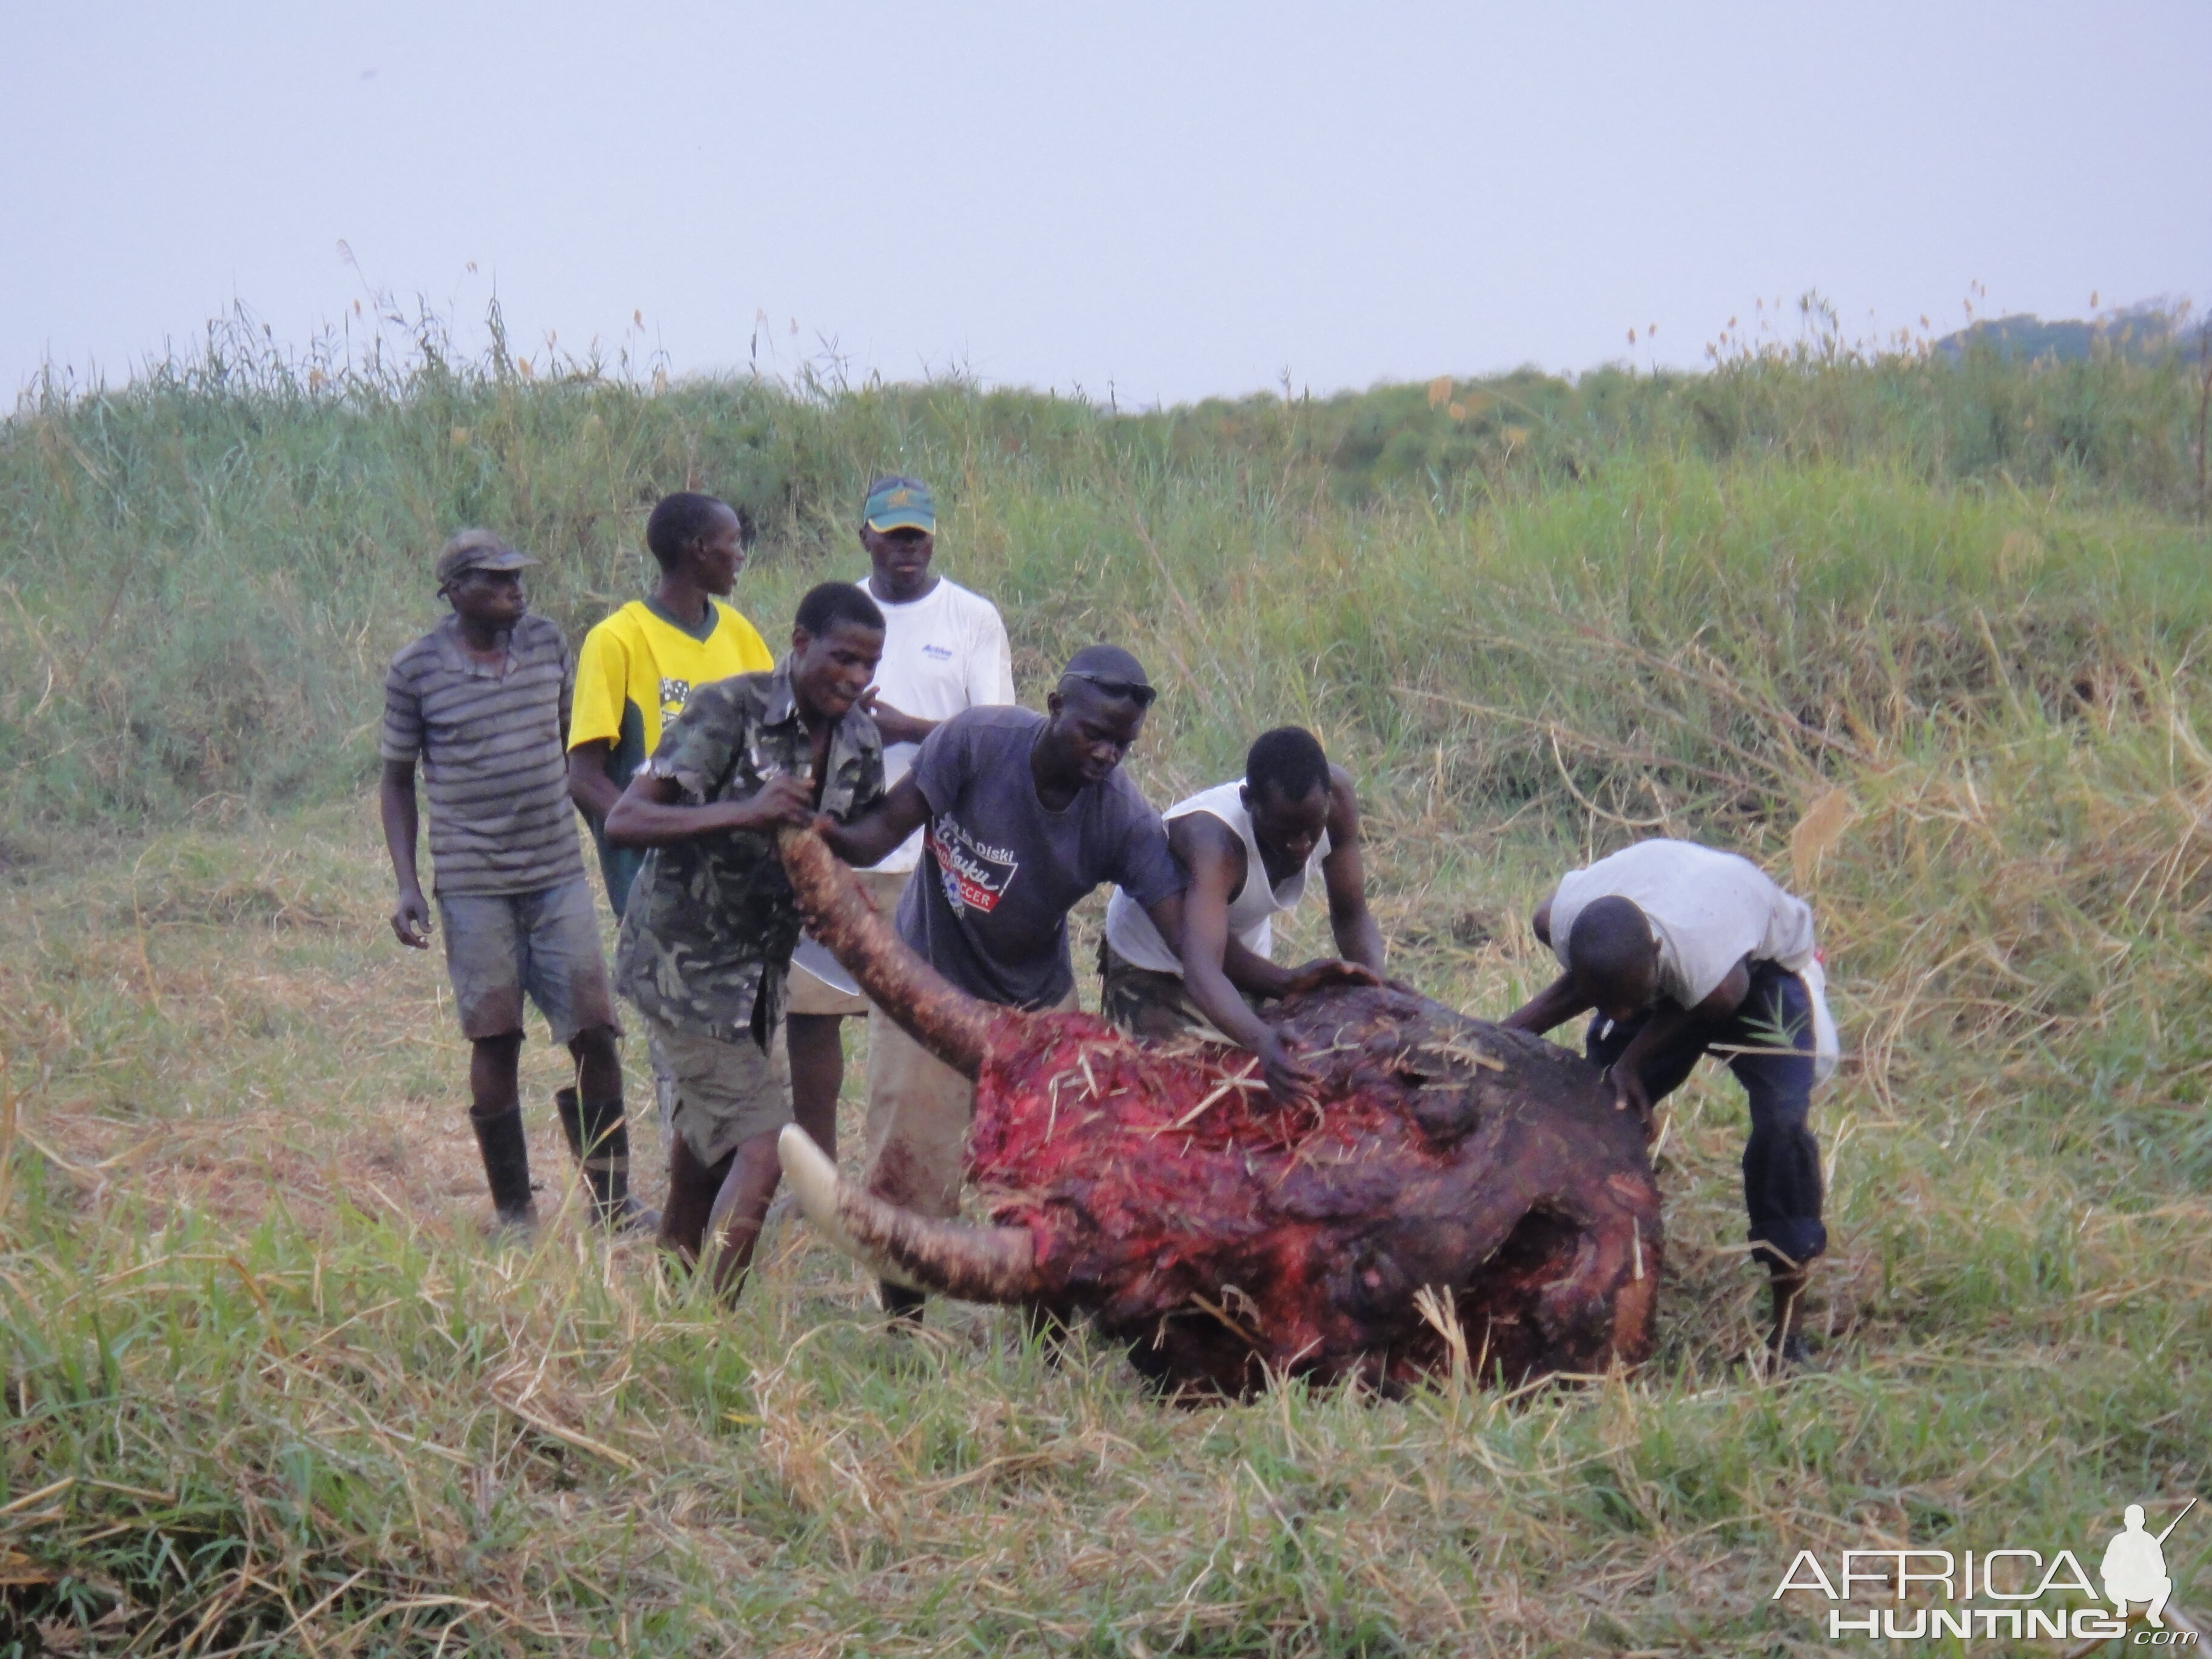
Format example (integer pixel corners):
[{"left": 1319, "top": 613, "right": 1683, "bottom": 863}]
[
  {"left": 776, "top": 826, "right": 999, "bottom": 1078},
  {"left": 776, "top": 1124, "right": 1039, "bottom": 1302}
]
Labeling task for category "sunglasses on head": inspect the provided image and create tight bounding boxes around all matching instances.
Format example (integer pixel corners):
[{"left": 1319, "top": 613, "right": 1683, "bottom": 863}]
[{"left": 1063, "top": 671, "right": 1158, "bottom": 709}]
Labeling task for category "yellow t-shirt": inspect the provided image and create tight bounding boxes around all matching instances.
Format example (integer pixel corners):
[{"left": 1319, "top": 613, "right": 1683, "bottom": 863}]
[{"left": 569, "top": 598, "right": 775, "bottom": 786}]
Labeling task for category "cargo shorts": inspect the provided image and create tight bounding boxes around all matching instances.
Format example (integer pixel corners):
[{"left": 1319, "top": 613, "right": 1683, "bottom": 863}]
[
  {"left": 437, "top": 877, "right": 620, "bottom": 1045},
  {"left": 1097, "top": 937, "right": 1245, "bottom": 1044},
  {"left": 643, "top": 1011, "right": 794, "bottom": 1168}
]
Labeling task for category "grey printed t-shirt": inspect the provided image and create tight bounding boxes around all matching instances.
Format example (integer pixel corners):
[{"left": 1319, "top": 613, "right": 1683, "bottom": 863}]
[{"left": 898, "top": 705, "right": 1183, "bottom": 1010}]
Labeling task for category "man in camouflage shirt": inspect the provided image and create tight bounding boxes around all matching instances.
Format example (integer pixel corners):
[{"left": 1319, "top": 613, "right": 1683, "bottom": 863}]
[{"left": 605, "top": 581, "right": 888, "bottom": 1299}]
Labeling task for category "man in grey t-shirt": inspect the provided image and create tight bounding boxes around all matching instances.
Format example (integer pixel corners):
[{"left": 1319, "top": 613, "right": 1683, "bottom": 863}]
[
  {"left": 380, "top": 530, "right": 632, "bottom": 1236},
  {"left": 824, "top": 646, "right": 1185, "bottom": 1326}
]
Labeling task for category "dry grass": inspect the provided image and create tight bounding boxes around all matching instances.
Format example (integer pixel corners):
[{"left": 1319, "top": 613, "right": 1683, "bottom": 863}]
[
  {"left": 5, "top": 668, "right": 2211, "bottom": 1654},
  {"left": 4, "top": 350, "right": 2211, "bottom": 1652}
]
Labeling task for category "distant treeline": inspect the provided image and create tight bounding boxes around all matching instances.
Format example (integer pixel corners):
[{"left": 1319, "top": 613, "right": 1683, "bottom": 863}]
[{"left": 1933, "top": 303, "right": 2210, "bottom": 368}]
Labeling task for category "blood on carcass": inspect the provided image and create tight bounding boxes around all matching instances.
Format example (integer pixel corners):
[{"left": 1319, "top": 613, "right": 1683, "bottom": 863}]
[
  {"left": 773, "top": 827, "right": 1657, "bottom": 1401},
  {"left": 965, "top": 987, "right": 1661, "bottom": 1399}
]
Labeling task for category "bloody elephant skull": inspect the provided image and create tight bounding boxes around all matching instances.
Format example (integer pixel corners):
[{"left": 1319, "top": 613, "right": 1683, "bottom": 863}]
[{"left": 774, "top": 828, "right": 1661, "bottom": 1398}]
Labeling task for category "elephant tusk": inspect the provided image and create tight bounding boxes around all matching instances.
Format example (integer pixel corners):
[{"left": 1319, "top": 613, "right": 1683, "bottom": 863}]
[
  {"left": 777, "top": 1125, "right": 1040, "bottom": 1303},
  {"left": 776, "top": 826, "right": 1002, "bottom": 1079}
]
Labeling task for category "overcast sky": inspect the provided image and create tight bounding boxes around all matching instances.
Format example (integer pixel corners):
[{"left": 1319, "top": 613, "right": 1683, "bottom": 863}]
[{"left": 5, "top": 1, "right": 2208, "bottom": 407}]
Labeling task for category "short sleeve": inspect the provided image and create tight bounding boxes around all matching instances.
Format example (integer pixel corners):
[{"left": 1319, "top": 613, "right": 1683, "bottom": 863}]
[
  {"left": 909, "top": 712, "right": 973, "bottom": 816},
  {"left": 840, "top": 730, "right": 888, "bottom": 824},
  {"left": 570, "top": 620, "right": 626, "bottom": 749},
  {"left": 645, "top": 679, "right": 745, "bottom": 805},
  {"left": 721, "top": 606, "right": 778, "bottom": 675},
  {"left": 1654, "top": 945, "right": 1709, "bottom": 1008},
  {"left": 379, "top": 655, "right": 424, "bottom": 763},
  {"left": 557, "top": 631, "right": 575, "bottom": 738},
  {"left": 1659, "top": 925, "right": 1751, "bottom": 1008},
  {"left": 1108, "top": 796, "right": 1184, "bottom": 908},
  {"left": 1544, "top": 875, "right": 1577, "bottom": 972},
  {"left": 968, "top": 602, "right": 1016, "bottom": 707}
]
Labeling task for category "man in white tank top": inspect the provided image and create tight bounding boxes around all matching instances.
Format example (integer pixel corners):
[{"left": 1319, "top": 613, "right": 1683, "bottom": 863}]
[{"left": 1102, "top": 726, "right": 1385, "bottom": 1104}]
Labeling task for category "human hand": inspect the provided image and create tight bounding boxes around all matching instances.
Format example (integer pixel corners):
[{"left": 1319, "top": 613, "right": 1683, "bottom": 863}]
[
  {"left": 390, "top": 886, "right": 432, "bottom": 949},
  {"left": 1258, "top": 1029, "right": 1321, "bottom": 1108},
  {"left": 1282, "top": 957, "right": 1382, "bottom": 997},
  {"left": 736, "top": 770, "right": 817, "bottom": 831},
  {"left": 859, "top": 689, "right": 933, "bottom": 747},
  {"left": 805, "top": 811, "right": 855, "bottom": 859},
  {"left": 1607, "top": 1064, "right": 1652, "bottom": 1122}
]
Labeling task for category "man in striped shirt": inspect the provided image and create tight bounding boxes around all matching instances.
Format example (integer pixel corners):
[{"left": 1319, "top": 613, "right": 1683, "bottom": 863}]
[{"left": 379, "top": 530, "right": 637, "bottom": 1235}]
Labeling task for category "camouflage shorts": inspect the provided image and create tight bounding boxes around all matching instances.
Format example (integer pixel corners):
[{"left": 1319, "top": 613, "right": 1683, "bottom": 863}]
[{"left": 642, "top": 1012, "right": 793, "bottom": 1167}]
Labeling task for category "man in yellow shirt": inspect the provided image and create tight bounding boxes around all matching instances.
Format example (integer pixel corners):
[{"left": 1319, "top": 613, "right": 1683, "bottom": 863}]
[
  {"left": 565, "top": 491, "right": 774, "bottom": 1222},
  {"left": 568, "top": 492, "right": 775, "bottom": 913}
]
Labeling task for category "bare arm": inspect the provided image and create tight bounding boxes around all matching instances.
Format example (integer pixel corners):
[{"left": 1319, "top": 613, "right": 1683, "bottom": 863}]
[
  {"left": 602, "top": 768, "right": 816, "bottom": 847},
  {"left": 1167, "top": 817, "right": 1321, "bottom": 1104},
  {"left": 857, "top": 691, "right": 937, "bottom": 748},
  {"left": 567, "top": 738, "right": 622, "bottom": 822},
  {"left": 1174, "top": 818, "right": 1281, "bottom": 1021},
  {"left": 1318, "top": 770, "right": 1386, "bottom": 974},
  {"left": 1501, "top": 892, "right": 1573, "bottom": 1030},
  {"left": 1174, "top": 817, "right": 1290, "bottom": 999},
  {"left": 378, "top": 757, "right": 431, "bottom": 948},
  {"left": 1220, "top": 932, "right": 1295, "bottom": 997},
  {"left": 1603, "top": 957, "right": 1753, "bottom": 1118},
  {"left": 817, "top": 772, "right": 931, "bottom": 868},
  {"left": 1501, "top": 972, "right": 1591, "bottom": 1036},
  {"left": 1694, "top": 957, "right": 1754, "bottom": 1024}
]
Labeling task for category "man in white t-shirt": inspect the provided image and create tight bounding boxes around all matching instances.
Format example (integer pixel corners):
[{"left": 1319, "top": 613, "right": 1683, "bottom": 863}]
[
  {"left": 1502, "top": 838, "right": 1839, "bottom": 1365},
  {"left": 782, "top": 475, "right": 1016, "bottom": 1168}
]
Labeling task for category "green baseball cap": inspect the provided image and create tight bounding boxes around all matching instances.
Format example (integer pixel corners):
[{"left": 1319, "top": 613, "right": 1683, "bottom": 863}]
[{"left": 862, "top": 475, "right": 935, "bottom": 535}]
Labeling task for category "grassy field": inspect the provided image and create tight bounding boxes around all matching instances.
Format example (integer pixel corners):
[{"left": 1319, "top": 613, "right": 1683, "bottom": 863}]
[{"left": 2, "top": 328, "right": 2210, "bottom": 1654}]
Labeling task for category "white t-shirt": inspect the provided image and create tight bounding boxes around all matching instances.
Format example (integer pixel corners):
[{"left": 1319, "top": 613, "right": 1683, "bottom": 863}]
[
  {"left": 863, "top": 575, "right": 1016, "bottom": 873},
  {"left": 1547, "top": 839, "right": 1837, "bottom": 1081}
]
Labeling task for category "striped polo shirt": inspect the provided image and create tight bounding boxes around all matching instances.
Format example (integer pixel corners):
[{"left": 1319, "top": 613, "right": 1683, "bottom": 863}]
[{"left": 381, "top": 612, "right": 586, "bottom": 896}]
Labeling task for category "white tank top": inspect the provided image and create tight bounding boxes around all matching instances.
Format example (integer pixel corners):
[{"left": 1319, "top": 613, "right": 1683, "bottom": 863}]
[{"left": 1103, "top": 780, "right": 1331, "bottom": 975}]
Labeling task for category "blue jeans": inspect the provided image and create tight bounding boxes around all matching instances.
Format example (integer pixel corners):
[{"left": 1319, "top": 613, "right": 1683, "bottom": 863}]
[{"left": 1586, "top": 960, "right": 1826, "bottom": 1274}]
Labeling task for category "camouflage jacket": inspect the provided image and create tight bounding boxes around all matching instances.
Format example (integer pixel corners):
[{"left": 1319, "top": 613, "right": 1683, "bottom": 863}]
[{"left": 614, "top": 663, "right": 885, "bottom": 1047}]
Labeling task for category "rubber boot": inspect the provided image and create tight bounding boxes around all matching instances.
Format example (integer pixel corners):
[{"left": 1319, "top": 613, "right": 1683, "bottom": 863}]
[
  {"left": 555, "top": 1087, "right": 657, "bottom": 1233},
  {"left": 469, "top": 1103, "right": 537, "bottom": 1235}
]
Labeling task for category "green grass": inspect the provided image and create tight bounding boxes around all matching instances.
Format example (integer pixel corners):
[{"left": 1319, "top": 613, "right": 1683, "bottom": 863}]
[
  {"left": 1, "top": 324, "right": 2210, "bottom": 1653},
  {"left": 4, "top": 308, "right": 2207, "bottom": 825}
]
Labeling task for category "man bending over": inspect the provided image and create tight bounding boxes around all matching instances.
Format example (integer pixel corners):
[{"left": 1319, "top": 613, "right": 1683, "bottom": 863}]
[
  {"left": 1100, "top": 725, "right": 1384, "bottom": 1102},
  {"left": 821, "top": 646, "right": 1185, "bottom": 1327},
  {"left": 604, "top": 583, "right": 886, "bottom": 1301},
  {"left": 1502, "top": 837, "right": 1838, "bottom": 1364}
]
